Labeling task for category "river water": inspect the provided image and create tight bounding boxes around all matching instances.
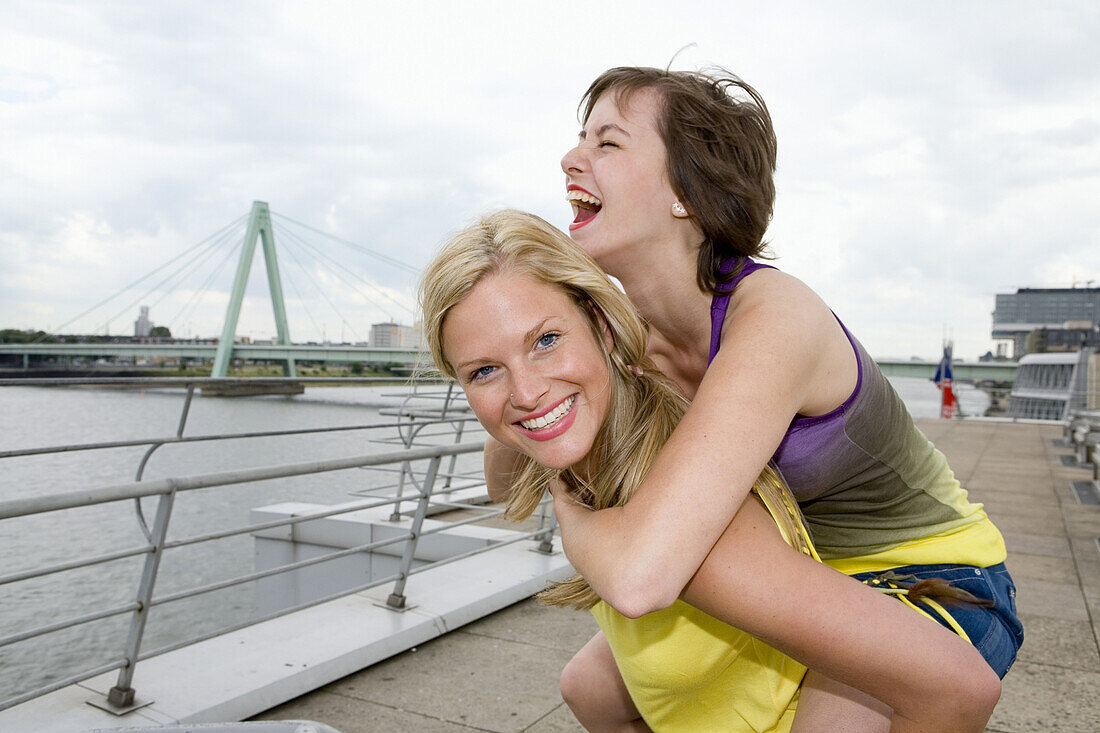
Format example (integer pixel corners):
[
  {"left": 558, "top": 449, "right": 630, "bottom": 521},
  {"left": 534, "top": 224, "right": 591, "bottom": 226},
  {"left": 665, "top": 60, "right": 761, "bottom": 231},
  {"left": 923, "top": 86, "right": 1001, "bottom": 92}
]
[{"left": 0, "top": 377, "right": 987, "bottom": 703}]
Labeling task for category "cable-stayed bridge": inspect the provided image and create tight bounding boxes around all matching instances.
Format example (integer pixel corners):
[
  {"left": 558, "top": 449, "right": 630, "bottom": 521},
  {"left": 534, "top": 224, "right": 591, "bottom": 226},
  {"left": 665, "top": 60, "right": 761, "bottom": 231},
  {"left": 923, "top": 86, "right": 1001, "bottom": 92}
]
[
  {"left": 0, "top": 342, "right": 1017, "bottom": 382},
  {"left": 7, "top": 202, "right": 424, "bottom": 375},
  {"left": 4, "top": 200, "right": 1018, "bottom": 383}
]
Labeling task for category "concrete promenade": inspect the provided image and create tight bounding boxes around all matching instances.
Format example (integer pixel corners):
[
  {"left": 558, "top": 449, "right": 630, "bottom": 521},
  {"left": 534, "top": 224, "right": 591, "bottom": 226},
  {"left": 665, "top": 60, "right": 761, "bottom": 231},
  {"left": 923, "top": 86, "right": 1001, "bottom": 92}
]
[{"left": 253, "top": 419, "right": 1100, "bottom": 732}]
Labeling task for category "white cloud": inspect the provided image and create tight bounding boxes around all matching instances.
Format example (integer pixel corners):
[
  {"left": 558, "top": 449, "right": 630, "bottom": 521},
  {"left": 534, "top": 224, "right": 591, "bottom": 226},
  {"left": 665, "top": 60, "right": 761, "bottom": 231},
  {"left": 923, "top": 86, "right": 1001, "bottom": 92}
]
[{"left": 0, "top": 0, "right": 1097, "bottom": 360}]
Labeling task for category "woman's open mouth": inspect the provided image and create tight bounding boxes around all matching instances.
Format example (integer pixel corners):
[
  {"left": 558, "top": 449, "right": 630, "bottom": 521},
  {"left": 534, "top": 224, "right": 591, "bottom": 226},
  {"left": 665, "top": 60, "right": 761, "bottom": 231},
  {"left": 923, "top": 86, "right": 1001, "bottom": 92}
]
[{"left": 567, "top": 190, "right": 602, "bottom": 231}]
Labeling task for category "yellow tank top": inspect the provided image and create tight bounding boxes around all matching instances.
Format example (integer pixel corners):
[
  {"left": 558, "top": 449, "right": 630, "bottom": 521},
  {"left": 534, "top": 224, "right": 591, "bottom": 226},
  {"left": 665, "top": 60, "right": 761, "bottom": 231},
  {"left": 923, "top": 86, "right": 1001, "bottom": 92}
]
[
  {"left": 589, "top": 490, "right": 816, "bottom": 732},
  {"left": 590, "top": 599, "right": 804, "bottom": 732}
]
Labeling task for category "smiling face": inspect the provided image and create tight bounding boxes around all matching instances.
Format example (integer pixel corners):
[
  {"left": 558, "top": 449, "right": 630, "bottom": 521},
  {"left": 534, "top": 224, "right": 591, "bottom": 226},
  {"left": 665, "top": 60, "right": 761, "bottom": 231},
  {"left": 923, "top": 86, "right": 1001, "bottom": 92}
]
[
  {"left": 442, "top": 270, "right": 613, "bottom": 473},
  {"left": 560, "top": 88, "right": 696, "bottom": 277}
]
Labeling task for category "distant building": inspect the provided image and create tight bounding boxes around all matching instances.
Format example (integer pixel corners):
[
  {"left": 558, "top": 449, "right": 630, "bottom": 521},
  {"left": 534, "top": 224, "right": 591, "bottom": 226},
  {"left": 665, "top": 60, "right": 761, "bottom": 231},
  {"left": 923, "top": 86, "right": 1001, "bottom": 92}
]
[
  {"left": 134, "top": 305, "right": 153, "bottom": 338},
  {"left": 992, "top": 287, "right": 1100, "bottom": 357},
  {"left": 370, "top": 322, "right": 421, "bottom": 349}
]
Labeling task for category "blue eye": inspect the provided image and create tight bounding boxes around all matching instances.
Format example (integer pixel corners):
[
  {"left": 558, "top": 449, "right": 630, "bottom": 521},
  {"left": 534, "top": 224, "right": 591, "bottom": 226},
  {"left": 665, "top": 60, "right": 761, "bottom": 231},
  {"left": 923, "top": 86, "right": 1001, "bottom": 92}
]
[
  {"left": 469, "top": 365, "right": 495, "bottom": 382},
  {"left": 536, "top": 332, "right": 559, "bottom": 349}
]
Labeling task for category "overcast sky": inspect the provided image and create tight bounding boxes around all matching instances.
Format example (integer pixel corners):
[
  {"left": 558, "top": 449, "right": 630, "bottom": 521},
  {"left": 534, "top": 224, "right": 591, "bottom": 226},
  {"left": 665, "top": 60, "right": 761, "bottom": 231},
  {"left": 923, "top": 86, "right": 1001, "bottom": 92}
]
[{"left": 1, "top": 1, "right": 1097, "bottom": 360}]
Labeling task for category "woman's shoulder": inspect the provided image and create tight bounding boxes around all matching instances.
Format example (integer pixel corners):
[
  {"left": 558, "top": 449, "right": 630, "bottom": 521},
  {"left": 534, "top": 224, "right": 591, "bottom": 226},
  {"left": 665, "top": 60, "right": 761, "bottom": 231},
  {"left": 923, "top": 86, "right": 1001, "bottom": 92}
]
[
  {"left": 713, "top": 265, "right": 858, "bottom": 415},
  {"left": 727, "top": 265, "right": 834, "bottom": 329}
]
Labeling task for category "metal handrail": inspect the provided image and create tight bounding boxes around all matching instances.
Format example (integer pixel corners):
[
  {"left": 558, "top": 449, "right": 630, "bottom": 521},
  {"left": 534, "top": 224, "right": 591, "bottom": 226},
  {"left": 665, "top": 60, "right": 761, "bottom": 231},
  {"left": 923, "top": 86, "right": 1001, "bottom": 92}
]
[
  {"left": 0, "top": 443, "right": 484, "bottom": 520},
  {"left": 0, "top": 376, "right": 555, "bottom": 715},
  {"left": 0, "top": 478, "right": 485, "bottom": 590},
  {"left": 0, "top": 602, "right": 142, "bottom": 647},
  {"left": 0, "top": 545, "right": 153, "bottom": 586},
  {"left": 0, "top": 418, "right": 475, "bottom": 460},
  {"left": 0, "top": 446, "right": 483, "bottom": 646},
  {"left": 0, "top": 376, "right": 445, "bottom": 386}
]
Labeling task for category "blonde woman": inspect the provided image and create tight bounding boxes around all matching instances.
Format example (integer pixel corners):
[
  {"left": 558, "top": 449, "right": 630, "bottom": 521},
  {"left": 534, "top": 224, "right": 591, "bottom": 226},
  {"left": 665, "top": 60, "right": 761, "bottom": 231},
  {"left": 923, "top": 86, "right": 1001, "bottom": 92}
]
[{"left": 419, "top": 209, "right": 998, "bottom": 732}]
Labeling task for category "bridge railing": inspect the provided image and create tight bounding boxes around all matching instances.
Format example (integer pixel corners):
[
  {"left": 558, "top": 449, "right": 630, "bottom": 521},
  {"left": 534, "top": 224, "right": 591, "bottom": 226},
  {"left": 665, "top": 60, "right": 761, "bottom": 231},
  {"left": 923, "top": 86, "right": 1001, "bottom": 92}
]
[{"left": 0, "top": 377, "right": 557, "bottom": 715}]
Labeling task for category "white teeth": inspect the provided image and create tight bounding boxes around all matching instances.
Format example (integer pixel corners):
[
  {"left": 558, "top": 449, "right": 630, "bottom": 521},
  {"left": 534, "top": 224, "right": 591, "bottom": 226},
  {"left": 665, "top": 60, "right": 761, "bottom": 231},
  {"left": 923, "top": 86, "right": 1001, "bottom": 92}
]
[
  {"left": 520, "top": 396, "right": 575, "bottom": 431},
  {"left": 566, "top": 190, "right": 603, "bottom": 207}
]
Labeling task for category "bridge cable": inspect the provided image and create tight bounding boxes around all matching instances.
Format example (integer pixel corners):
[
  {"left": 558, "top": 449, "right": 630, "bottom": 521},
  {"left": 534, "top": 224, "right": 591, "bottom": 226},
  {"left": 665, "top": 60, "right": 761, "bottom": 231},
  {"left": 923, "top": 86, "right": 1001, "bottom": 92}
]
[
  {"left": 276, "top": 227, "right": 408, "bottom": 340},
  {"left": 147, "top": 224, "right": 242, "bottom": 314},
  {"left": 277, "top": 231, "right": 365, "bottom": 342},
  {"left": 276, "top": 225, "right": 408, "bottom": 322},
  {"left": 165, "top": 233, "right": 247, "bottom": 335},
  {"left": 34, "top": 214, "right": 248, "bottom": 342},
  {"left": 271, "top": 213, "right": 418, "bottom": 274},
  {"left": 274, "top": 238, "right": 333, "bottom": 342},
  {"left": 94, "top": 221, "right": 245, "bottom": 335},
  {"left": 93, "top": 235, "right": 227, "bottom": 335},
  {"left": 278, "top": 225, "right": 415, "bottom": 317}
]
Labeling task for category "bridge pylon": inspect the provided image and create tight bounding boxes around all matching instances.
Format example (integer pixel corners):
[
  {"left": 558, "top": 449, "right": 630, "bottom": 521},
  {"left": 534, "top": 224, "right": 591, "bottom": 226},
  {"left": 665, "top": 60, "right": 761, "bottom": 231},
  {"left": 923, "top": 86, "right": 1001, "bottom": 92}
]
[{"left": 211, "top": 201, "right": 297, "bottom": 377}]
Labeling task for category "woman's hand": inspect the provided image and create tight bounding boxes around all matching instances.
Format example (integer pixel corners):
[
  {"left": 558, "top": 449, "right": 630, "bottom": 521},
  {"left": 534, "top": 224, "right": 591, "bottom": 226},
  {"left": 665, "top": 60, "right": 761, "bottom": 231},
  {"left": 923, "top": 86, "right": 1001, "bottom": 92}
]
[{"left": 548, "top": 480, "right": 594, "bottom": 528}]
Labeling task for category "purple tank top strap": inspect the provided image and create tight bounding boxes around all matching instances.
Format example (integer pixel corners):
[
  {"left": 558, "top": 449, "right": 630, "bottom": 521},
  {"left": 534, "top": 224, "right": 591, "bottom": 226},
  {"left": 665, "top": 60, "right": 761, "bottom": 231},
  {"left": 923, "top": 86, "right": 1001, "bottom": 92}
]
[{"left": 709, "top": 258, "right": 775, "bottom": 364}]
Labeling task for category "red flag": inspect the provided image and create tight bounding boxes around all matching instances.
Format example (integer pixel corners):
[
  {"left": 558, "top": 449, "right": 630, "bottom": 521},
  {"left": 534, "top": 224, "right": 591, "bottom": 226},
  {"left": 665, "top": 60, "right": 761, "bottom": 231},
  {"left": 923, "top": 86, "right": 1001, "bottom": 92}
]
[{"left": 932, "top": 343, "right": 957, "bottom": 419}]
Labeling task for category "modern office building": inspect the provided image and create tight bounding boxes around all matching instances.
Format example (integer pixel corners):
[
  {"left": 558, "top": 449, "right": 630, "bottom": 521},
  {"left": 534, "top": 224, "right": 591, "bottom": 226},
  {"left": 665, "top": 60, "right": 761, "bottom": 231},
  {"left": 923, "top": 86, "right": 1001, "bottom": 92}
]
[
  {"left": 992, "top": 286, "right": 1100, "bottom": 357},
  {"left": 369, "top": 321, "right": 420, "bottom": 349}
]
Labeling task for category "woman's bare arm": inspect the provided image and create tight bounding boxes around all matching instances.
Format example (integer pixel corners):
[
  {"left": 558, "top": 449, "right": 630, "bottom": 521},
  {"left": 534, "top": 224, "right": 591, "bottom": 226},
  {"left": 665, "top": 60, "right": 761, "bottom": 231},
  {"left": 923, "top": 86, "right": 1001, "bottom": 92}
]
[
  {"left": 679, "top": 496, "right": 1000, "bottom": 733},
  {"left": 550, "top": 270, "right": 852, "bottom": 617}
]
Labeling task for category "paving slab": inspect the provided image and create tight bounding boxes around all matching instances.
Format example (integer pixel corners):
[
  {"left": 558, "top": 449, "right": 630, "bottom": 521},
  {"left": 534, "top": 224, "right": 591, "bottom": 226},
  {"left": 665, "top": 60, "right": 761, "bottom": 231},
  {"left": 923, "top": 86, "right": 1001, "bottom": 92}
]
[
  {"left": 982, "top": 489, "right": 1062, "bottom": 512},
  {"left": 253, "top": 690, "right": 474, "bottom": 732},
  {"left": 525, "top": 704, "right": 588, "bottom": 733},
  {"left": 963, "top": 478, "right": 1057, "bottom": 500},
  {"left": 979, "top": 495, "right": 1065, "bottom": 519},
  {"left": 987, "top": 509, "right": 1070, "bottom": 537},
  {"left": 1015, "top": 577, "right": 1090, "bottom": 621},
  {"left": 460, "top": 594, "right": 599, "bottom": 654},
  {"left": 1006, "top": 552, "right": 1080, "bottom": 585},
  {"left": 258, "top": 599, "right": 584, "bottom": 733},
  {"left": 1013, "top": 613, "right": 1100, "bottom": 672},
  {"left": 986, "top": 661, "right": 1100, "bottom": 733},
  {"left": 1064, "top": 506, "right": 1100, "bottom": 536},
  {"left": 1002, "top": 530, "right": 1072, "bottom": 558}
]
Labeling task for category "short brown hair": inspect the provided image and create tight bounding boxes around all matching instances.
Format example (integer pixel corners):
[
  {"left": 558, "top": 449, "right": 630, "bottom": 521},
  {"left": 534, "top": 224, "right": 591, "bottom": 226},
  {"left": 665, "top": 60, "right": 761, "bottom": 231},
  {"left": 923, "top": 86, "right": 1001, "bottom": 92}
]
[{"left": 581, "top": 66, "right": 777, "bottom": 293}]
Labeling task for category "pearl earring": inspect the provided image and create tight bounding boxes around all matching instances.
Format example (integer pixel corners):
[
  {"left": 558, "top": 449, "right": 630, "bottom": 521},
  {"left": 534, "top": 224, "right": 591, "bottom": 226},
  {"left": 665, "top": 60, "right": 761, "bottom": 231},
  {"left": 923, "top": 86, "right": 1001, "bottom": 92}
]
[{"left": 671, "top": 202, "right": 687, "bottom": 217}]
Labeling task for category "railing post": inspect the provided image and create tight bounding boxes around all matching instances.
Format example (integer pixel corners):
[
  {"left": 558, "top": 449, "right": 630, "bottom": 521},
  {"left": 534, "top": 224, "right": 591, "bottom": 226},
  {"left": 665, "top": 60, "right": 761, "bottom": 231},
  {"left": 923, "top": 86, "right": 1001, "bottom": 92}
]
[
  {"left": 390, "top": 390, "right": 419, "bottom": 521},
  {"left": 386, "top": 456, "right": 441, "bottom": 610},
  {"left": 440, "top": 383, "right": 465, "bottom": 492},
  {"left": 390, "top": 423, "right": 429, "bottom": 521},
  {"left": 175, "top": 383, "right": 196, "bottom": 437},
  {"left": 134, "top": 383, "right": 196, "bottom": 541},
  {"left": 534, "top": 498, "right": 558, "bottom": 554},
  {"left": 442, "top": 419, "right": 466, "bottom": 492},
  {"left": 390, "top": 459, "right": 413, "bottom": 522},
  {"left": 104, "top": 487, "right": 177, "bottom": 710}
]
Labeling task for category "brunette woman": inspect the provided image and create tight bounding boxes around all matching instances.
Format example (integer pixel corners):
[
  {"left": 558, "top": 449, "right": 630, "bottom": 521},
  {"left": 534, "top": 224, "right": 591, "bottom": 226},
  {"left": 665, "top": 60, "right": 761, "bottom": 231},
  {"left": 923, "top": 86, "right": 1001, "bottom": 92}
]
[{"left": 534, "top": 66, "right": 1022, "bottom": 731}]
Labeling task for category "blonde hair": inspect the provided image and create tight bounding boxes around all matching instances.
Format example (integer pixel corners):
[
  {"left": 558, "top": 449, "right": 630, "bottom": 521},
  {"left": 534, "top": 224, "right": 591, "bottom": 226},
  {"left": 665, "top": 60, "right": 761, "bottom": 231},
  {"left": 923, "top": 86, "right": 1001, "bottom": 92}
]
[{"left": 419, "top": 209, "right": 809, "bottom": 608}]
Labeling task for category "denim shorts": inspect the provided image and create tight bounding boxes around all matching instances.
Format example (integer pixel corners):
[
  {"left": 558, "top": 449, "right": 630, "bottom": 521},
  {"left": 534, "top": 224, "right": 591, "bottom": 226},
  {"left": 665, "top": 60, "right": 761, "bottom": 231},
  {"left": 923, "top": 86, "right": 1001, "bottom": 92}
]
[{"left": 851, "top": 562, "right": 1023, "bottom": 678}]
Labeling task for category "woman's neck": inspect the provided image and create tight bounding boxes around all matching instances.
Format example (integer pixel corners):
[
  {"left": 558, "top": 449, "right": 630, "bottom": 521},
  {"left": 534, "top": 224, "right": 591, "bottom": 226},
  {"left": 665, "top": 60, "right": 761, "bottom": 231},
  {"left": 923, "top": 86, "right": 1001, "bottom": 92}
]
[{"left": 606, "top": 247, "right": 713, "bottom": 381}]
